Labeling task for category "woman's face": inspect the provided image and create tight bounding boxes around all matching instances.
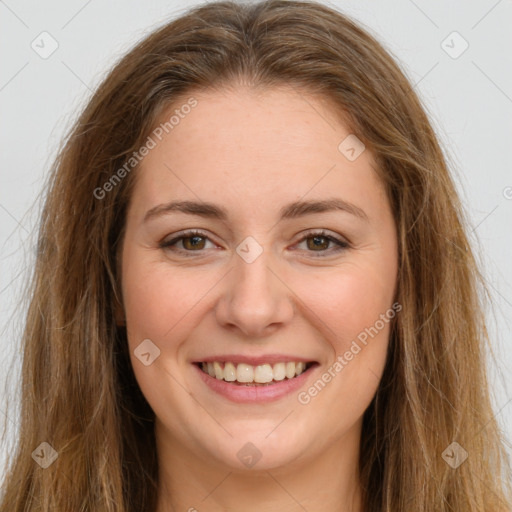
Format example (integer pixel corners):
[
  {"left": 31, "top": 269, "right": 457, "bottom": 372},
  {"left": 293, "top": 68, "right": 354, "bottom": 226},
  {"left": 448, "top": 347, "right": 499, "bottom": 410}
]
[{"left": 120, "top": 85, "right": 398, "bottom": 472}]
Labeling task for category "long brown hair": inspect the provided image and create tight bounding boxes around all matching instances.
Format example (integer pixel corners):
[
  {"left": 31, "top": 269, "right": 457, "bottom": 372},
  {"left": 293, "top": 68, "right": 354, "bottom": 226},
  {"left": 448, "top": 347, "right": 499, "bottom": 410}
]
[{"left": 1, "top": 1, "right": 510, "bottom": 510}]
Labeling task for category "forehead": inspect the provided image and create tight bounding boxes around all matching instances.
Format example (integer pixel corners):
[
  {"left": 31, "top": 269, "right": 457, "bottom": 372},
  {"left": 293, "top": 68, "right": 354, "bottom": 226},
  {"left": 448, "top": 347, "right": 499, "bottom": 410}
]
[
  {"left": 161, "top": 85, "right": 356, "bottom": 165},
  {"left": 129, "top": 86, "right": 384, "bottom": 221}
]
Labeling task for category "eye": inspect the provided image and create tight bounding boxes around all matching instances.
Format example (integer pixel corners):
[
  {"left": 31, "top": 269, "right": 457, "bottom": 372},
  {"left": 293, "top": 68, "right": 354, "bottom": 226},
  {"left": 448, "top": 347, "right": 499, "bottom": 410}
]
[
  {"left": 159, "top": 229, "right": 217, "bottom": 255},
  {"left": 294, "top": 230, "right": 350, "bottom": 257}
]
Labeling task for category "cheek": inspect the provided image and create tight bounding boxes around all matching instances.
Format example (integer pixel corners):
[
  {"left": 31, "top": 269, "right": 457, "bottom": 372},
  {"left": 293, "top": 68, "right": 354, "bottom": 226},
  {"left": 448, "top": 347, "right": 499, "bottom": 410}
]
[
  {"left": 297, "top": 261, "right": 396, "bottom": 347},
  {"left": 292, "top": 261, "right": 395, "bottom": 415},
  {"left": 121, "top": 252, "right": 207, "bottom": 342},
  {"left": 120, "top": 253, "right": 210, "bottom": 422}
]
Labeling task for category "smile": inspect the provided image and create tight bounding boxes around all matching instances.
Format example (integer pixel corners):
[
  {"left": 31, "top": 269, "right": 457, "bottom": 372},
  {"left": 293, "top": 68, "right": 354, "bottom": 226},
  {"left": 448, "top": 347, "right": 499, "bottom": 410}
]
[
  {"left": 193, "top": 358, "right": 319, "bottom": 403},
  {"left": 197, "top": 361, "right": 315, "bottom": 386}
]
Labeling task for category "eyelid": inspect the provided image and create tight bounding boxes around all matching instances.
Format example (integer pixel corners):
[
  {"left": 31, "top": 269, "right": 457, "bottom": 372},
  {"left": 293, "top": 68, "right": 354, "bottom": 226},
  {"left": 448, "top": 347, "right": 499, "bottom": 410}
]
[{"left": 296, "top": 228, "right": 350, "bottom": 245}]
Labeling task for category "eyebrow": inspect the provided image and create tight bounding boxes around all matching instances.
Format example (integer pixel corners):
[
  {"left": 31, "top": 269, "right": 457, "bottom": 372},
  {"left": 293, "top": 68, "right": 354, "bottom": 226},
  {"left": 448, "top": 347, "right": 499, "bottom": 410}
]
[{"left": 143, "top": 198, "right": 369, "bottom": 223}]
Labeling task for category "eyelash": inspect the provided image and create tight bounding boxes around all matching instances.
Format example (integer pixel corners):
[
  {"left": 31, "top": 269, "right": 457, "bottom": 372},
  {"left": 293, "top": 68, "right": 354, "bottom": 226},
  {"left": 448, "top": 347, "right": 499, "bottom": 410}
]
[{"left": 159, "top": 229, "right": 350, "bottom": 258}]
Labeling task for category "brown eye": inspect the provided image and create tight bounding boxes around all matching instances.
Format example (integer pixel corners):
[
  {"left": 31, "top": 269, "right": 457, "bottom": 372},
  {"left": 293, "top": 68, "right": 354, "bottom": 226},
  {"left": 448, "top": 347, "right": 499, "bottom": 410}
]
[
  {"left": 295, "top": 230, "right": 349, "bottom": 257},
  {"left": 182, "top": 235, "right": 206, "bottom": 250},
  {"left": 160, "top": 230, "right": 215, "bottom": 255},
  {"left": 306, "top": 235, "right": 330, "bottom": 251}
]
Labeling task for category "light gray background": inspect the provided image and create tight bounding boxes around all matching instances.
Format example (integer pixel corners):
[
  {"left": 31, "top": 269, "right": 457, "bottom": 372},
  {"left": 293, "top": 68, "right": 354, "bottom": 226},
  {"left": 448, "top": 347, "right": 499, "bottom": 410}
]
[{"left": 1, "top": 0, "right": 511, "bottom": 476}]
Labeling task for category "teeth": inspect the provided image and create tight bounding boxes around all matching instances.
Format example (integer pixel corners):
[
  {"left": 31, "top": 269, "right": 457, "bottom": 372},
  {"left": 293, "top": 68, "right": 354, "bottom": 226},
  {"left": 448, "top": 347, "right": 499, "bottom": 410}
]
[
  {"left": 254, "top": 364, "right": 273, "bottom": 383},
  {"left": 296, "top": 362, "right": 306, "bottom": 375},
  {"left": 273, "top": 362, "right": 286, "bottom": 381},
  {"left": 285, "top": 362, "right": 296, "bottom": 379},
  {"left": 213, "top": 361, "right": 223, "bottom": 379},
  {"left": 236, "top": 364, "right": 254, "bottom": 383},
  {"left": 200, "top": 361, "right": 311, "bottom": 384},
  {"left": 224, "top": 362, "right": 237, "bottom": 382}
]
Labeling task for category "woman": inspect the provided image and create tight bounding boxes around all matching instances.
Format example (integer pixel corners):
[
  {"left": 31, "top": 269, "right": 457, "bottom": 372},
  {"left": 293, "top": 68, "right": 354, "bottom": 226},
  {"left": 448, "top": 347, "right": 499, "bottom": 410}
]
[{"left": 0, "top": 1, "right": 510, "bottom": 510}]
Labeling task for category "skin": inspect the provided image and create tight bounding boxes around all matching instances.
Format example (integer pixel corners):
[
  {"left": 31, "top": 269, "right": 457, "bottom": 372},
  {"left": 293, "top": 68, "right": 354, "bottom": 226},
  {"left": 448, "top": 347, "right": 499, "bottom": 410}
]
[{"left": 118, "top": 85, "right": 398, "bottom": 512}]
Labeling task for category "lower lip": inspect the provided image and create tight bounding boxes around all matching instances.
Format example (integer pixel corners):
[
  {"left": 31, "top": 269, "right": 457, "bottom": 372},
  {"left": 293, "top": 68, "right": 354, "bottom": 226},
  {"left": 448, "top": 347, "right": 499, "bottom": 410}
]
[{"left": 193, "top": 363, "right": 318, "bottom": 403}]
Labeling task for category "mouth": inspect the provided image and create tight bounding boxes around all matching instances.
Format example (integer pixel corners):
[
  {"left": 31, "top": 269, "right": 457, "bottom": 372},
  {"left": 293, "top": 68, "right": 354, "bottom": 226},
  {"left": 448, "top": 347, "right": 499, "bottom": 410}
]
[{"left": 193, "top": 360, "right": 318, "bottom": 386}]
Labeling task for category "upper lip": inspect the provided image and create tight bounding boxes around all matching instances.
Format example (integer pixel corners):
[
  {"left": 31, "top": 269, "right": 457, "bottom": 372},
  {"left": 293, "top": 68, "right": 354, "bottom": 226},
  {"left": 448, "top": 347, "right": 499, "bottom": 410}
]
[{"left": 193, "top": 354, "right": 317, "bottom": 366}]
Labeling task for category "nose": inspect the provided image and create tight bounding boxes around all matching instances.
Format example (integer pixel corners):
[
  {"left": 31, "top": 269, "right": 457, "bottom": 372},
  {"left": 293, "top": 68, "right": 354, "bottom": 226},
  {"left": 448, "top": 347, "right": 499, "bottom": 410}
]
[{"left": 215, "top": 248, "right": 295, "bottom": 339}]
